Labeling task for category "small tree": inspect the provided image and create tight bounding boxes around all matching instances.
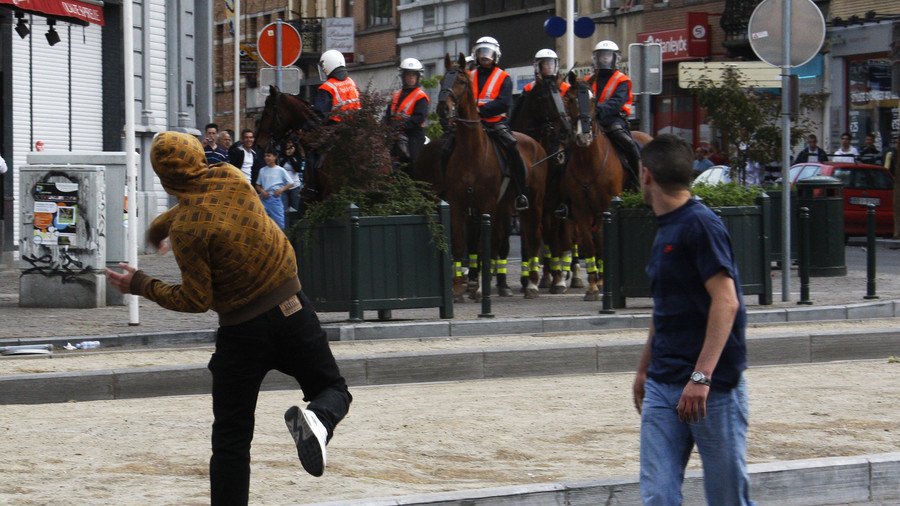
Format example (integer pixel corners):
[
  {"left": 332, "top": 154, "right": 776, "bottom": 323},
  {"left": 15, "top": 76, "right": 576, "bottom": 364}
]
[{"left": 690, "top": 66, "right": 823, "bottom": 184}]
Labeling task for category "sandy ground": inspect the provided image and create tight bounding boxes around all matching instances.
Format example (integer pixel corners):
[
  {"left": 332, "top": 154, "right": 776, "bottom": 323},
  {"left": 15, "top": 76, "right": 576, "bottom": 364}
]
[{"left": 0, "top": 359, "right": 898, "bottom": 505}]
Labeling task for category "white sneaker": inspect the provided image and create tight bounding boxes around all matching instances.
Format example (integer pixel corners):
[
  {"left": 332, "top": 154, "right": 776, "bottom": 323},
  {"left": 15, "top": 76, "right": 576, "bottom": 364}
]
[{"left": 284, "top": 406, "right": 327, "bottom": 477}]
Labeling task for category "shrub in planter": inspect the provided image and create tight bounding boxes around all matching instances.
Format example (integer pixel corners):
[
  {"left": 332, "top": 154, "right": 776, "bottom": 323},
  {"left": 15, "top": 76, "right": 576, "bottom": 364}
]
[{"left": 606, "top": 183, "right": 771, "bottom": 308}]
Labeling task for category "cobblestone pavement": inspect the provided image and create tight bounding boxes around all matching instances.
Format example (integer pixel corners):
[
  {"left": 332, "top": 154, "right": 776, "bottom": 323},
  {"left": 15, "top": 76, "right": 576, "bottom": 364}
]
[{"left": 1, "top": 241, "right": 899, "bottom": 340}]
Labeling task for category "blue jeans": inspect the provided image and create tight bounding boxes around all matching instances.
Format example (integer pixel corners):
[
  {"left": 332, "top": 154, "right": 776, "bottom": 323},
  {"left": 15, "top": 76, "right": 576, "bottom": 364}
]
[
  {"left": 640, "top": 376, "right": 753, "bottom": 505},
  {"left": 260, "top": 194, "right": 285, "bottom": 229}
]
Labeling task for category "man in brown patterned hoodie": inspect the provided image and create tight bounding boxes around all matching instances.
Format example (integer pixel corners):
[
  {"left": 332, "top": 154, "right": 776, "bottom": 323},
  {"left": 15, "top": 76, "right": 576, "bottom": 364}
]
[{"left": 106, "top": 131, "right": 351, "bottom": 504}]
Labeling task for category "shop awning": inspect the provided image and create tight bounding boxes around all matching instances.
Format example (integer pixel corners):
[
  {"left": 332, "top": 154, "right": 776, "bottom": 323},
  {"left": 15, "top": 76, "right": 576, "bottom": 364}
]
[{"left": 1, "top": 0, "right": 104, "bottom": 26}]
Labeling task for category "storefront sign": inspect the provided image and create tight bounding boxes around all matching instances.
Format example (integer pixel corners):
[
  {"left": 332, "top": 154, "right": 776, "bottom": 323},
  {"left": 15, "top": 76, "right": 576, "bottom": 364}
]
[
  {"left": 637, "top": 12, "right": 709, "bottom": 62},
  {"left": 0, "top": 0, "right": 105, "bottom": 26}
]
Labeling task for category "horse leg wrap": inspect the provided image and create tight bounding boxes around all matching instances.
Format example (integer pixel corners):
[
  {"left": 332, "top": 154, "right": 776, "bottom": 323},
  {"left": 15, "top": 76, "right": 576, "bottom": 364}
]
[
  {"left": 495, "top": 258, "right": 508, "bottom": 275},
  {"left": 550, "top": 256, "right": 561, "bottom": 272},
  {"left": 529, "top": 257, "right": 541, "bottom": 273},
  {"left": 561, "top": 253, "right": 572, "bottom": 273},
  {"left": 585, "top": 256, "right": 598, "bottom": 274},
  {"left": 453, "top": 261, "right": 464, "bottom": 278}
]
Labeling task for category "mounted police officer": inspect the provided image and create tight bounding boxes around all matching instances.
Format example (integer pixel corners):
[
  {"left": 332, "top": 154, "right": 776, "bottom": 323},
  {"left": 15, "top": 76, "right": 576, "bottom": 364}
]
[
  {"left": 304, "top": 49, "right": 361, "bottom": 197},
  {"left": 591, "top": 40, "right": 641, "bottom": 183},
  {"left": 386, "top": 58, "right": 430, "bottom": 167},
  {"left": 470, "top": 36, "right": 530, "bottom": 211}
]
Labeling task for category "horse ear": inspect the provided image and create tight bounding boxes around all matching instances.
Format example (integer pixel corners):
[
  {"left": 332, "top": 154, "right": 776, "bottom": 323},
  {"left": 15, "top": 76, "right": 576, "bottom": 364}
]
[
  {"left": 445, "top": 53, "right": 452, "bottom": 71},
  {"left": 269, "top": 85, "right": 279, "bottom": 96},
  {"left": 457, "top": 52, "right": 466, "bottom": 68}
]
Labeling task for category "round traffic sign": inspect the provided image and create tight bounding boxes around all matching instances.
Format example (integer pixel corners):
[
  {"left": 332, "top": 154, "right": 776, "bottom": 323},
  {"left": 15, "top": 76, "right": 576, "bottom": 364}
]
[
  {"left": 573, "top": 17, "right": 595, "bottom": 39},
  {"left": 544, "top": 16, "right": 566, "bottom": 38},
  {"left": 257, "top": 21, "right": 302, "bottom": 67},
  {"left": 748, "top": 0, "right": 825, "bottom": 68}
]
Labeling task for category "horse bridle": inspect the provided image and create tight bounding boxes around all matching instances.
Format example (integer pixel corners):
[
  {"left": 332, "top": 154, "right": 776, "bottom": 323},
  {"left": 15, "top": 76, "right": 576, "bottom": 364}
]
[{"left": 438, "top": 68, "right": 482, "bottom": 128}]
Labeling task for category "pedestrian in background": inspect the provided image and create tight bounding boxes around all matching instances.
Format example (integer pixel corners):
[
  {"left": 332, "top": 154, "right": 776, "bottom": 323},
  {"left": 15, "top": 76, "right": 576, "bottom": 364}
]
[
  {"left": 632, "top": 133, "right": 753, "bottom": 505},
  {"left": 279, "top": 138, "right": 305, "bottom": 214},
  {"left": 859, "top": 133, "right": 881, "bottom": 165},
  {"left": 228, "top": 129, "right": 265, "bottom": 185},
  {"left": 832, "top": 132, "right": 859, "bottom": 163},
  {"left": 794, "top": 134, "right": 828, "bottom": 164},
  {"left": 256, "top": 148, "right": 294, "bottom": 230},
  {"left": 105, "top": 132, "right": 351, "bottom": 505},
  {"left": 219, "top": 129, "right": 234, "bottom": 151},
  {"left": 203, "top": 123, "right": 229, "bottom": 165},
  {"left": 692, "top": 147, "right": 713, "bottom": 175}
]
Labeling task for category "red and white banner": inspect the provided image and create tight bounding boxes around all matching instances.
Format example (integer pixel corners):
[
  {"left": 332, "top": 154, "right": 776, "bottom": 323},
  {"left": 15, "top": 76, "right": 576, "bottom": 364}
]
[
  {"left": 637, "top": 12, "right": 710, "bottom": 62},
  {"left": 1, "top": 0, "right": 105, "bottom": 26}
]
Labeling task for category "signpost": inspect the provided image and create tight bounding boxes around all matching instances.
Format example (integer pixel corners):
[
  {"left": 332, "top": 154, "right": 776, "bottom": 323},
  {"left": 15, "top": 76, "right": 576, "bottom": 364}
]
[
  {"left": 628, "top": 43, "right": 663, "bottom": 134},
  {"left": 257, "top": 20, "right": 302, "bottom": 91},
  {"left": 748, "top": 0, "right": 826, "bottom": 302}
]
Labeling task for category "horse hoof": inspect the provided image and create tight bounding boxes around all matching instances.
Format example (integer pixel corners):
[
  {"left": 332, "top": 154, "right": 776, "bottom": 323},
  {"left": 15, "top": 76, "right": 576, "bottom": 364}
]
[
  {"left": 550, "top": 284, "right": 568, "bottom": 295},
  {"left": 498, "top": 286, "right": 513, "bottom": 297},
  {"left": 524, "top": 287, "right": 540, "bottom": 299},
  {"left": 583, "top": 291, "right": 600, "bottom": 302},
  {"left": 571, "top": 278, "right": 586, "bottom": 289},
  {"left": 538, "top": 273, "right": 552, "bottom": 289}
]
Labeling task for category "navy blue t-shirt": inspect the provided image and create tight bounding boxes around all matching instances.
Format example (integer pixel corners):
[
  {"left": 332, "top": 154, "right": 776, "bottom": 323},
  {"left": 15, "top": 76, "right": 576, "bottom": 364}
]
[{"left": 645, "top": 198, "right": 747, "bottom": 390}]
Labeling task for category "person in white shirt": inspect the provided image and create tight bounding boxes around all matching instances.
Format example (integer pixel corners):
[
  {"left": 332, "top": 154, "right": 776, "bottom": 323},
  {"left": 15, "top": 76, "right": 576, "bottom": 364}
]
[{"left": 832, "top": 132, "right": 859, "bottom": 163}]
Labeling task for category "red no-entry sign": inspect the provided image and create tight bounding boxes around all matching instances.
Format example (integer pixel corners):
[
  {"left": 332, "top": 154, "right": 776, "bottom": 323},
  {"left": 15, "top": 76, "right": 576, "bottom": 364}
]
[{"left": 257, "top": 21, "right": 302, "bottom": 67}]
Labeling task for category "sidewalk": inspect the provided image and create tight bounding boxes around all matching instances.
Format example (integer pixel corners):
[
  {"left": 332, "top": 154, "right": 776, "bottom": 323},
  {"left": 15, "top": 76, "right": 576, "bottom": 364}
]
[{"left": 2, "top": 241, "right": 899, "bottom": 342}]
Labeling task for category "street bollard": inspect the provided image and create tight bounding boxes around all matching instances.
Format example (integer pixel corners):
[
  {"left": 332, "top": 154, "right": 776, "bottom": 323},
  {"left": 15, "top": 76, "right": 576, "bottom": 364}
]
[
  {"left": 797, "top": 206, "right": 812, "bottom": 305},
  {"left": 479, "top": 214, "right": 494, "bottom": 318},
  {"left": 864, "top": 204, "right": 879, "bottom": 300},
  {"left": 600, "top": 211, "right": 615, "bottom": 314},
  {"left": 349, "top": 215, "right": 364, "bottom": 321}
]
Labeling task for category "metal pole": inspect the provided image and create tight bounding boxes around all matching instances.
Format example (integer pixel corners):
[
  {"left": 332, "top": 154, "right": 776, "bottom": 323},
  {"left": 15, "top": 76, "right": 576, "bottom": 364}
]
[
  {"left": 566, "top": 0, "right": 575, "bottom": 70},
  {"left": 864, "top": 204, "right": 878, "bottom": 299},
  {"left": 123, "top": 0, "right": 139, "bottom": 325},
  {"left": 798, "top": 206, "right": 812, "bottom": 305},
  {"left": 780, "top": 0, "right": 792, "bottom": 301},
  {"left": 600, "top": 211, "right": 615, "bottom": 314},
  {"left": 276, "top": 19, "right": 283, "bottom": 91},
  {"left": 234, "top": 0, "right": 241, "bottom": 135},
  {"left": 640, "top": 43, "right": 651, "bottom": 134},
  {"left": 479, "top": 214, "right": 493, "bottom": 318}
]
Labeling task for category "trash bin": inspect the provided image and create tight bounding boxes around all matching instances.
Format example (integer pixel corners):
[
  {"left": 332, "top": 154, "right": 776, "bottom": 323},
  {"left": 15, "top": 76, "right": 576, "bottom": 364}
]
[{"left": 797, "top": 176, "right": 846, "bottom": 277}]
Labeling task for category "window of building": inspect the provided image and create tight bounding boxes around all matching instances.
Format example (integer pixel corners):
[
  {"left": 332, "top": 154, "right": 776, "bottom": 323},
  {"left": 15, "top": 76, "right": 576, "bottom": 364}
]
[
  {"left": 423, "top": 5, "right": 435, "bottom": 26},
  {"left": 847, "top": 55, "right": 898, "bottom": 153},
  {"left": 368, "top": 0, "right": 393, "bottom": 27}
]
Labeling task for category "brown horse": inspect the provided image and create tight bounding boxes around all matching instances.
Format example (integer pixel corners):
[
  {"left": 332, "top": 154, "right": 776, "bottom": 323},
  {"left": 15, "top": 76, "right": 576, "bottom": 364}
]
[
  {"left": 440, "top": 53, "right": 548, "bottom": 300},
  {"left": 558, "top": 72, "right": 628, "bottom": 301}
]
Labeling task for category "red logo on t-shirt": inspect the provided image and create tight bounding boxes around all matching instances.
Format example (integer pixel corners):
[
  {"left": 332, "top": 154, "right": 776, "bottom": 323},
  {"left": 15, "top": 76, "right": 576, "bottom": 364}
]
[{"left": 663, "top": 244, "right": 674, "bottom": 253}]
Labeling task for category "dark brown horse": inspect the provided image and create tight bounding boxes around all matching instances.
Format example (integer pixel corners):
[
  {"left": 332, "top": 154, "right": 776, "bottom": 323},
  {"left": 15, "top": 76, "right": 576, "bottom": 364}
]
[
  {"left": 440, "top": 53, "right": 548, "bottom": 299},
  {"left": 558, "top": 72, "right": 629, "bottom": 300},
  {"left": 255, "top": 86, "right": 338, "bottom": 200},
  {"left": 509, "top": 74, "right": 579, "bottom": 294}
]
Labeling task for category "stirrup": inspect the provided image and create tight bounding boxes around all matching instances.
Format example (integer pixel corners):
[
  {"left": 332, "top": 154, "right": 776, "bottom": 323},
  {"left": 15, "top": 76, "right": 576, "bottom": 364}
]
[
  {"left": 554, "top": 203, "right": 569, "bottom": 219},
  {"left": 515, "top": 195, "right": 529, "bottom": 211}
]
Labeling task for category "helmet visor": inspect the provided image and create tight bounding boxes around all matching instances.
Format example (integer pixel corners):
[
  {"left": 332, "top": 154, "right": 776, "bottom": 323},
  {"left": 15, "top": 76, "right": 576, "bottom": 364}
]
[
  {"left": 593, "top": 50, "right": 616, "bottom": 70},
  {"left": 317, "top": 64, "right": 328, "bottom": 82},
  {"left": 474, "top": 46, "right": 496, "bottom": 63},
  {"left": 536, "top": 58, "right": 558, "bottom": 77}
]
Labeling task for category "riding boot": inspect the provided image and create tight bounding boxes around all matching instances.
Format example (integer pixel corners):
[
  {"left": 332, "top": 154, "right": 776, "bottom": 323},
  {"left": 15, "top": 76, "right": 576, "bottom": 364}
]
[
  {"left": 397, "top": 133, "right": 411, "bottom": 163},
  {"left": 510, "top": 150, "right": 530, "bottom": 211},
  {"left": 610, "top": 125, "right": 641, "bottom": 187},
  {"left": 302, "top": 151, "right": 320, "bottom": 199}
]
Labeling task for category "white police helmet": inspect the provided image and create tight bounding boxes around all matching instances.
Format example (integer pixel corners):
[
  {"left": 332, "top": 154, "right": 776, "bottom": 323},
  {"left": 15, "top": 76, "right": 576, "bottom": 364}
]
[
  {"left": 472, "top": 36, "right": 501, "bottom": 65},
  {"left": 533, "top": 48, "right": 559, "bottom": 77},
  {"left": 399, "top": 57, "right": 424, "bottom": 74},
  {"left": 592, "top": 40, "right": 619, "bottom": 71},
  {"left": 318, "top": 49, "right": 346, "bottom": 81}
]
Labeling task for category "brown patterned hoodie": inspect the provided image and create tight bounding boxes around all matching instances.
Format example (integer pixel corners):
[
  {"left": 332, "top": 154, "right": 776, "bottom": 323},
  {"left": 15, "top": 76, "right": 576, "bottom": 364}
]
[{"left": 130, "top": 131, "right": 301, "bottom": 325}]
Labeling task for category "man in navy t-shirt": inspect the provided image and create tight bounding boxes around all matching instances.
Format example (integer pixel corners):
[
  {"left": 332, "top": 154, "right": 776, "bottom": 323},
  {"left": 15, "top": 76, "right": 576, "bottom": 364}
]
[{"left": 632, "top": 133, "right": 753, "bottom": 505}]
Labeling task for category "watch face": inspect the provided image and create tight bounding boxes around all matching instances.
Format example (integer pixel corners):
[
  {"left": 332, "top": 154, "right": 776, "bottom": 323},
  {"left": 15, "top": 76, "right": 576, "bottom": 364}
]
[{"left": 691, "top": 372, "right": 703, "bottom": 382}]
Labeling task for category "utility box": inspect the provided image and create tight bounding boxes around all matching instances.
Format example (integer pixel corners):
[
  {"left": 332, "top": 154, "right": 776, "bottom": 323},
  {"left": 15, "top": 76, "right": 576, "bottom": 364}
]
[
  {"left": 28, "top": 152, "right": 128, "bottom": 304},
  {"left": 18, "top": 165, "right": 106, "bottom": 308}
]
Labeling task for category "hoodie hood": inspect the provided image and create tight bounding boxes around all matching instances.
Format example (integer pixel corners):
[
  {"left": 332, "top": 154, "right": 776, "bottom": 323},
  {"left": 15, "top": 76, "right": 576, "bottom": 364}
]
[{"left": 150, "top": 131, "right": 210, "bottom": 196}]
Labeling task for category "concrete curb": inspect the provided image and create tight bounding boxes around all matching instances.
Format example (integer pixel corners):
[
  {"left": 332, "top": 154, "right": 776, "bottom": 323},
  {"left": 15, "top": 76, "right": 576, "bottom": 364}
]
[
  {"left": 2, "top": 300, "right": 898, "bottom": 349},
  {"left": 2, "top": 328, "right": 898, "bottom": 404},
  {"left": 302, "top": 452, "right": 900, "bottom": 506}
]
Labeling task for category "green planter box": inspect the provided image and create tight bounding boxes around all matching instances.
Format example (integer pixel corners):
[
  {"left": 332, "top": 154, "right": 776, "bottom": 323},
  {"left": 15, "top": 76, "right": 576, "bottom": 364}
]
[
  {"left": 291, "top": 202, "right": 454, "bottom": 321},
  {"left": 603, "top": 194, "right": 772, "bottom": 309}
]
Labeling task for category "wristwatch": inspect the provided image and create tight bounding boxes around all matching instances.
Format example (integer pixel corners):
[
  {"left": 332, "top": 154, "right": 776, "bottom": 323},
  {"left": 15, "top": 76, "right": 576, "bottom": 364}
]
[{"left": 690, "top": 371, "right": 711, "bottom": 386}]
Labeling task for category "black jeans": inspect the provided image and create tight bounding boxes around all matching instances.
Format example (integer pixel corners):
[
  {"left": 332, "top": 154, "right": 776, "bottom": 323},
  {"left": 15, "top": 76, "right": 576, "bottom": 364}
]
[{"left": 208, "top": 292, "right": 351, "bottom": 505}]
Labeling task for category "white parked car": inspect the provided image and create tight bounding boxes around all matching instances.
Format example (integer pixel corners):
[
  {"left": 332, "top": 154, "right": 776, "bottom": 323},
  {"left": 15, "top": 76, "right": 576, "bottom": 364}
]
[{"left": 692, "top": 165, "right": 733, "bottom": 186}]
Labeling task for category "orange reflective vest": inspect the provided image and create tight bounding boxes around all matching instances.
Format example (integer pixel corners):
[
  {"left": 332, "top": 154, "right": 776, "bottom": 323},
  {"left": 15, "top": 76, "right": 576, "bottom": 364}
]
[
  {"left": 522, "top": 80, "right": 571, "bottom": 95},
  {"left": 390, "top": 87, "right": 430, "bottom": 126},
  {"left": 592, "top": 70, "right": 633, "bottom": 116},
  {"left": 320, "top": 77, "right": 361, "bottom": 122},
  {"left": 468, "top": 67, "right": 509, "bottom": 123}
]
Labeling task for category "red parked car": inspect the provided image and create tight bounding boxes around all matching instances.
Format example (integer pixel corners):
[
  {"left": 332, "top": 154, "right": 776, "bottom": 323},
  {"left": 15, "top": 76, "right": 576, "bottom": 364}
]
[{"left": 788, "top": 161, "right": 895, "bottom": 236}]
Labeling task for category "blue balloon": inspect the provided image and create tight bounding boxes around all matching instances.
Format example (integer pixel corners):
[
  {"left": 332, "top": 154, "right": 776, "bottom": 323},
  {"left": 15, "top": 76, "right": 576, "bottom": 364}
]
[
  {"left": 544, "top": 16, "right": 566, "bottom": 38},
  {"left": 574, "top": 16, "right": 595, "bottom": 38}
]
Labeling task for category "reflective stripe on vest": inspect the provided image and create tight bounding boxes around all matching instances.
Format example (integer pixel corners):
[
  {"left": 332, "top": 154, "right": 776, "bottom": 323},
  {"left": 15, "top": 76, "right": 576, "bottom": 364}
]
[
  {"left": 390, "top": 87, "right": 430, "bottom": 125},
  {"left": 523, "top": 80, "right": 571, "bottom": 94},
  {"left": 322, "top": 77, "right": 361, "bottom": 122},
  {"left": 592, "top": 71, "right": 633, "bottom": 116},
  {"left": 469, "top": 67, "right": 509, "bottom": 123}
]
